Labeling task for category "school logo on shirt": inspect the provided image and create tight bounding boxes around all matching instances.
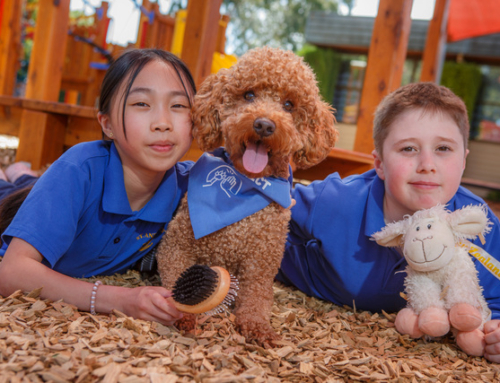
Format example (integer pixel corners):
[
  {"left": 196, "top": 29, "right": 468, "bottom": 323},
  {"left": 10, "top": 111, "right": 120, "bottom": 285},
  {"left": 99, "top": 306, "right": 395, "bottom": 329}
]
[
  {"left": 203, "top": 165, "right": 242, "bottom": 197},
  {"left": 139, "top": 240, "right": 154, "bottom": 252},
  {"left": 137, "top": 227, "right": 165, "bottom": 252}
]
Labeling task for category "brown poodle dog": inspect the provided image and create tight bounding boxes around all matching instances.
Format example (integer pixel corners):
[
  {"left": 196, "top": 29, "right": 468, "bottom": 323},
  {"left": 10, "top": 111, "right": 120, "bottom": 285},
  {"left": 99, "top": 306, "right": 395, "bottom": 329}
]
[{"left": 156, "top": 47, "right": 338, "bottom": 345}]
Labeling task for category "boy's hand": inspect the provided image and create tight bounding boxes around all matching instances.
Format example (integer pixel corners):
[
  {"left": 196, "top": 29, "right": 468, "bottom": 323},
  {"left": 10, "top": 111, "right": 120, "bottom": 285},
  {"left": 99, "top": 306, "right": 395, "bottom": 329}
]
[
  {"left": 120, "top": 286, "right": 183, "bottom": 326},
  {"left": 484, "top": 319, "right": 500, "bottom": 363}
]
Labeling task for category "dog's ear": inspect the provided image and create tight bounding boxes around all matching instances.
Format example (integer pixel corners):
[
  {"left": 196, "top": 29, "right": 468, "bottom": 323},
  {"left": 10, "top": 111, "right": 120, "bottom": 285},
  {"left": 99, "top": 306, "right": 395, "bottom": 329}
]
[
  {"left": 293, "top": 100, "right": 338, "bottom": 169},
  {"left": 192, "top": 70, "right": 229, "bottom": 151}
]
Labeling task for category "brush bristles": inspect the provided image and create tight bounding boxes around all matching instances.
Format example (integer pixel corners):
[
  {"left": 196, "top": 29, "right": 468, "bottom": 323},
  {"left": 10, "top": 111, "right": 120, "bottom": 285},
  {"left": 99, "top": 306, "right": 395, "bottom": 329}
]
[
  {"left": 172, "top": 265, "right": 218, "bottom": 305},
  {"left": 205, "top": 275, "right": 239, "bottom": 316}
]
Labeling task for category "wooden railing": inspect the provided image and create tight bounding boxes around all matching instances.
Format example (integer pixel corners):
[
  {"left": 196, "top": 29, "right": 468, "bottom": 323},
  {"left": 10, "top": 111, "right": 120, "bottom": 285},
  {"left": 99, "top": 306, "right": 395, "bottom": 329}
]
[
  {"left": 0, "top": 95, "right": 374, "bottom": 180},
  {"left": 0, "top": 96, "right": 101, "bottom": 168},
  {"left": 293, "top": 147, "right": 373, "bottom": 180}
]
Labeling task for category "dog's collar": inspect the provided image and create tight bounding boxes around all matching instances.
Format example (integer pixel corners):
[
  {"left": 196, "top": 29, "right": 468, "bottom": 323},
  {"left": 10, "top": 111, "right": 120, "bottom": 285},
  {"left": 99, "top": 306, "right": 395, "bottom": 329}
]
[{"left": 187, "top": 149, "right": 292, "bottom": 239}]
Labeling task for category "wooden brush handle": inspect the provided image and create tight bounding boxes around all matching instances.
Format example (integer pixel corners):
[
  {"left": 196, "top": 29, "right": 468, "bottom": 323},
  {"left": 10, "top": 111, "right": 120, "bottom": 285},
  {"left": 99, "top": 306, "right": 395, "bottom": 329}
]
[{"left": 172, "top": 266, "right": 231, "bottom": 314}]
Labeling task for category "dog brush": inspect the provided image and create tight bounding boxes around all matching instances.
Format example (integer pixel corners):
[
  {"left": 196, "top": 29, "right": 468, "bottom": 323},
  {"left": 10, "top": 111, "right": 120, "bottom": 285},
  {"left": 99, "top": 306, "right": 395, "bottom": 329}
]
[{"left": 172, "top": 265, "right": 239, "bottom": 316}]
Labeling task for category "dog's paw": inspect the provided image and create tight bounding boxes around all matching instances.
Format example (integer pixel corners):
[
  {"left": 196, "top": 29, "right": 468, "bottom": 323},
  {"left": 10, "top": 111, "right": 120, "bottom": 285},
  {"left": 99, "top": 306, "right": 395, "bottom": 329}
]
[
  {"left": 237, "top": 319, "right": 281, "bottom": 347},
  {"left": 175, "top": 314, "right": 197, "bottom": 333}
]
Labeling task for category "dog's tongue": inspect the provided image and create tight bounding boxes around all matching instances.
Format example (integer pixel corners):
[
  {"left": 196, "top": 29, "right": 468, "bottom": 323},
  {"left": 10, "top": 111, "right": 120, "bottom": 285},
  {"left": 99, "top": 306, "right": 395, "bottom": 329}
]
[{"left": 242, "top": 142, "right": 269, "bottom": 174}]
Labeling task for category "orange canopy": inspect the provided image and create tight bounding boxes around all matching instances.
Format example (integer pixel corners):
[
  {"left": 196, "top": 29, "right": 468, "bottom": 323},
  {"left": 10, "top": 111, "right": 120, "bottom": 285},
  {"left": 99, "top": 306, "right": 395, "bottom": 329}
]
[{"left": 447, "top": 0, "right": 500, "bottom": 42}]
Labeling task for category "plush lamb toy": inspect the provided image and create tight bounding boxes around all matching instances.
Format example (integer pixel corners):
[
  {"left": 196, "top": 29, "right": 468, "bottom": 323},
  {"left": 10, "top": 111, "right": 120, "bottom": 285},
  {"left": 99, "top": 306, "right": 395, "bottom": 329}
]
[{"left": 372, "top": 204, "right": 492, "bottom": 356}]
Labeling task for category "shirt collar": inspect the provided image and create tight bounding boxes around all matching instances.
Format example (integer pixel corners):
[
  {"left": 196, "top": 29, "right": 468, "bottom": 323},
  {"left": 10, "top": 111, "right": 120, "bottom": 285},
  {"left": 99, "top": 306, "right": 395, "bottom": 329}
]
[
  {"left": 364, "top": 170, "right": 386, "bottom": 237},
  {"left": 136, "top": 168, "right": 179, "bottom": 222},
  {"left": 102, "top": 142, "right": 179, "bottom": 222},
  {"left": 102, "top": 143, "right": 131, "bottom": 215}
]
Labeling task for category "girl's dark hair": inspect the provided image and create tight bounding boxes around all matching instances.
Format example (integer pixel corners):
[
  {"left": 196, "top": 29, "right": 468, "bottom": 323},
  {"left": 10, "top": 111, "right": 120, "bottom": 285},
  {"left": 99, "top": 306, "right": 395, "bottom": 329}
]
[
  {"left": 0, "top": 186, "right": 33, "bottom": 245},
  {"left": 99, "top": 48, "right": 196, "bottom": 139},
  {"left": 0, "top": 50, "right": 196, "bottom": 239}
]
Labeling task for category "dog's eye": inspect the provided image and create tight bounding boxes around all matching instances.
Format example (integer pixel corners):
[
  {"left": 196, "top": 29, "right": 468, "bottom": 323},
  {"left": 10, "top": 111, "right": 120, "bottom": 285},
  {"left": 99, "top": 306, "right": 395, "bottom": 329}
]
[
  {"left": 283, "top": 100, "right": 294, "bottom": 111},
  {"left": 244, "top": 91, "right": 255, "bottom": 102}
]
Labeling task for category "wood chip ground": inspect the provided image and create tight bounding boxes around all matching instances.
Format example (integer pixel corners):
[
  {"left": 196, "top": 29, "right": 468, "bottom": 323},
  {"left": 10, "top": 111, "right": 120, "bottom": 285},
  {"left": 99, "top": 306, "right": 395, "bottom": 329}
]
[
  {"left": 1, "top": 144, "right": 500, "bottom": 381},
  {"left": 1, "top": 269, "right": 499, "bottom": 382}
]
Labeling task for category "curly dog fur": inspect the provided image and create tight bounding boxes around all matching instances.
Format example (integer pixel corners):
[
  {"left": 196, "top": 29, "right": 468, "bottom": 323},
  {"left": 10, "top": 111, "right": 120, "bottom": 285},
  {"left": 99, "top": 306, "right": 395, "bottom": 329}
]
[{"left": 156, "top": 47, "right": 338, "bottom": 345}]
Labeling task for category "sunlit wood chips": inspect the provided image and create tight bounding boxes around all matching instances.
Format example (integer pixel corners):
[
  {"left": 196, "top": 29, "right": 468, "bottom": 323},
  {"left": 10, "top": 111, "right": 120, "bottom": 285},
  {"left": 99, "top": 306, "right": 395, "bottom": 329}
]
[{"left": 0, "top": 269, "right": 499, "bottom": 382}]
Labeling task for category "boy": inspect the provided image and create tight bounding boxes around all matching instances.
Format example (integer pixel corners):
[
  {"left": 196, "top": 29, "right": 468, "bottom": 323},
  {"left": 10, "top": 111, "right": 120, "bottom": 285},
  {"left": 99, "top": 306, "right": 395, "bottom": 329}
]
[{"left": 277, "top": 82, "right": 500, "bottom": 362}]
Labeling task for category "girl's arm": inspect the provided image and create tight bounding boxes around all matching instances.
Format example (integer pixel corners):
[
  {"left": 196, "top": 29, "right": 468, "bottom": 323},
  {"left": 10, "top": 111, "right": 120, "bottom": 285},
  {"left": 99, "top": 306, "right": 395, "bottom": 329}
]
[{"left": 0, "top": 238, "right": 183, "bottom": 325}]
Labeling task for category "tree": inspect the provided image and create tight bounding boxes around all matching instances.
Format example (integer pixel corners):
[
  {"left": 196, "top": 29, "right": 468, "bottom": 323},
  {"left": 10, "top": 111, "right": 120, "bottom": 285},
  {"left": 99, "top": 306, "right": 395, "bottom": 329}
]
[
  {"left": 167, "top": 0, "right": 340, "bottom": 55},
  {"left": 342, "top": 0, "right": 356, "bottom": 15}
]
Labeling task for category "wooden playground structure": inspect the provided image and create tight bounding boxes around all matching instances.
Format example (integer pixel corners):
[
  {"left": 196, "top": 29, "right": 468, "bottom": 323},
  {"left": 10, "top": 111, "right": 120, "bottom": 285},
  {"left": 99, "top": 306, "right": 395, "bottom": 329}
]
[
  {"left": 0, "top": 0, "right": 230, "bottom": 169},
  {"left": 0, "top": 0, "right": 465, "bottom": 179}
]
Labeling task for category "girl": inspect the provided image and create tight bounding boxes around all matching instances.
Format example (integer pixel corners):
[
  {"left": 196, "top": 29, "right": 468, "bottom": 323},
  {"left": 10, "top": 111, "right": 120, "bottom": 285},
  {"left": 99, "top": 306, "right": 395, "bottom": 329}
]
[{"left": 0, "top": 48, "right": 195, "bottom": 326}]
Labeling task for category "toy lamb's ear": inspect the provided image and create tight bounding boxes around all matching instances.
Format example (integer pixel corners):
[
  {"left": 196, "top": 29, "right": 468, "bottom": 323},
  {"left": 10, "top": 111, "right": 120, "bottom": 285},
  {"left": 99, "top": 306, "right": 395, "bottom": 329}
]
[
  {"left": 192, "top": 69, "right": 230, "bottom": 151},
  {"left": 448, "top": 204, "right": 491, "bottom": 238},
  {"left": 371, "top": 220, "right": 408, "bottom": 247}
]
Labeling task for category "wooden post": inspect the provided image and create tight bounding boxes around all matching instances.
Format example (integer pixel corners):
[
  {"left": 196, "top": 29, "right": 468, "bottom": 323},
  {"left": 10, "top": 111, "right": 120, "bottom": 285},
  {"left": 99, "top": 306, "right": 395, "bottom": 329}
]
[
  {"left": 24, "top": 0, "right": 70, "bottom": 101},
  {"left": 82, "top": 1, "right": 110, "bottom": 107},
  {"left": 136, "top": 0, "right": 153, "bottom": 49},
  {"left": 420, "top": 0, "right": 450, "bottom": 83},
  {"left": 16, "top": 110, "right": 67, "bottom": 169},
  {"left": 181, "top": 0, "right": 223, "bottom": 86},
  {"left": 216, "top": 15, "right": 230, "bottom": 54},
  {"left": 17, "top": 0, "right": 71, "bottom": 168},
  {"left": 0, "top": 0, "right": 23, "bottom": 96},
  {"left": 353, "top": 0, "right": 413, "bottom": 154}
]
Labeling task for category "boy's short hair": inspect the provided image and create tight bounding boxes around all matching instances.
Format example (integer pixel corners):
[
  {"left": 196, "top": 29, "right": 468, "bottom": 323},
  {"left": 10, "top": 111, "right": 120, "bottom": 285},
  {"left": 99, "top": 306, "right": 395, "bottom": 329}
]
[{"left": 373, "top": 82, "right": 469, "bottom": 158}]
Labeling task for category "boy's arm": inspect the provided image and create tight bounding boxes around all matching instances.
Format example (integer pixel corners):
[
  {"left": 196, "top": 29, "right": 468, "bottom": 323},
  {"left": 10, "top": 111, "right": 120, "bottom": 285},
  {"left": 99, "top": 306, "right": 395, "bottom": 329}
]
[
  {"left": 0, "top": 238, "right": 183, "bottom": 325},
  {"left": 288, "top": 179, "right": 330, "bottom": 243}
]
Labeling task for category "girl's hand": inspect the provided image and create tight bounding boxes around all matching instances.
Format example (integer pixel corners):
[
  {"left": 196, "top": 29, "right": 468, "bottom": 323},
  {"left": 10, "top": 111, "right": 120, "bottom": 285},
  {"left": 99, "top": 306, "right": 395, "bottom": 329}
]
[
  {"left": 0, "top": 238, "right": 183, "bottom": 326},
  {"left": 115, "top": 286, "right": 183, "bottom": 326},
  {"left": 484, "top": 319, "right": 500, "bottom": 363}
]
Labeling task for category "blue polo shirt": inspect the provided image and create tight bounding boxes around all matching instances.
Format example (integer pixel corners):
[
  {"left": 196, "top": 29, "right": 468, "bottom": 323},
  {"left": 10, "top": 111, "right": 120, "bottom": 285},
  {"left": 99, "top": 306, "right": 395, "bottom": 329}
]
[
  {"left": 277, "top": 169, "right": 500, "bottom": 318},
  {"left": 1, "top": 140, "right": 192, "bottom": 278}
]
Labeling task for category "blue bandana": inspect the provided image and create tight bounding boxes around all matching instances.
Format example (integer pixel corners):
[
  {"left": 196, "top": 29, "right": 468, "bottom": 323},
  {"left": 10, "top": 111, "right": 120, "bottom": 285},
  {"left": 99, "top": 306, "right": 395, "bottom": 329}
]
[{"left": 188, "top": 148, "right": 293, "bottom": 239}]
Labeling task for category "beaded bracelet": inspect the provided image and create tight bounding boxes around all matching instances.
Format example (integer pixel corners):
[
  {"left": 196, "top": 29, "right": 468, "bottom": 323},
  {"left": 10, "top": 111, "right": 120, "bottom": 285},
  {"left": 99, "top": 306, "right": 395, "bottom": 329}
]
[{"left": 90, "top": 280, "right": 102, "bottom": 315}]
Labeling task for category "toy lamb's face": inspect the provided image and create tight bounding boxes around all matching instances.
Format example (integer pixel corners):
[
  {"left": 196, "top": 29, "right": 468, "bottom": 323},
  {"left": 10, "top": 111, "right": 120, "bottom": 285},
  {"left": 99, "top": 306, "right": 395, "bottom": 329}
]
[
  {"left": 403, "top": 217, "right": 456, "bottom": 272},
  {"left": 373, "top": 205, "right": 491, "bottom": 275}
]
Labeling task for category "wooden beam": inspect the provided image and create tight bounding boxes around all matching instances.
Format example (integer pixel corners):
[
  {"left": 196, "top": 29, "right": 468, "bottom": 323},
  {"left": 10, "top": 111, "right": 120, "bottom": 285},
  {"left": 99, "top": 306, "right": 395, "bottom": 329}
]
[
  {"left": 0, "top": 95, "right": 96, "bottom": 118},
  {"left": 293, "top": 148, "right": 374, "bottom": 181},
  {"left": 0, "top": 0, "right": 22, "bottom": 96},
  {"left": 24, "top": 0, "right": 70, "bottom": 101},
  {"left": 0, "top": 95, "right": 99, "bottom": 170},
  {"left": 216, "top": 15, "right": 230, "bottom": 54},
  {"left": 136, "top": 0, "right": 153, "bottom": 49},
  {"left": 64, "top": 115, "right": 102, "bottom": 147},
  {"left": 82, "top": 1, "right": 110, "bottom": 107},
  {"left": 181, "top": 0, "right": 223, "bottom": 86},
  {"left": 420, "top": 0, "right": 450, "bottom": 83},
  {"left": 16, "top": 110, "right": 67, "bottom": 169},
  {"left": 0, "top": 96, "right": 101, "bottom": 161},
  {"left": 354, "top": 0, "right": 413, "bottom": 154},
  {"left": 0, "top": 105, "right": 21, "bottom": 136}
]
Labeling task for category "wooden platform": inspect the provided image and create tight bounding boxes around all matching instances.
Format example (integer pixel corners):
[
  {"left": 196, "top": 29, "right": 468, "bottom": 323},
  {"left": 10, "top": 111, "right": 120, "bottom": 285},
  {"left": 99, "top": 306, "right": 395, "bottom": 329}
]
[
  {"left": 0, "top": 100, "right": 375, "bottom": 181},
  {"left": 293, "top": 147, "right": 373, "bottom": 180},
  {"left": 0, "top": 95, "right": 101, "bottom": 168},
  {"left": 4, "top": 101, "right": 498, "bottom": 189},
  {"left": 292, "top": 122, "right": 372, "bottom": 180}
]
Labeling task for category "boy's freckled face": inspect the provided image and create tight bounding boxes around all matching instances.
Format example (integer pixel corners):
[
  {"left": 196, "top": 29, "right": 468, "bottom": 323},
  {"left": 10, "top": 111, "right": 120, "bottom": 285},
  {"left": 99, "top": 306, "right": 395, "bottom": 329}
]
[{"left": 374, "top": 108, "right": 468, "bottom": 222}]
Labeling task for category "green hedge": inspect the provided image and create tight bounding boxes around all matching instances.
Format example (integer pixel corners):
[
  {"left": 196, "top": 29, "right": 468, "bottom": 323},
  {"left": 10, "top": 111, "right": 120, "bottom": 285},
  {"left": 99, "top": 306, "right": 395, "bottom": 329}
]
[
  {"left": 298, "top": 44, "right": 341, "bottom": 105},
  {"left": 440, "top": 61, "right": 482, "bottom": 124}
]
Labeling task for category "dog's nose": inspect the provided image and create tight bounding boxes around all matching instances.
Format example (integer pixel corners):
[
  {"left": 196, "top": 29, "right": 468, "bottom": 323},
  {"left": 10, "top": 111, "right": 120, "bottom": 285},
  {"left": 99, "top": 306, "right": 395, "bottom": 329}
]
[{"left": 253, "top": 118, "right": 275, "bottom": 137}]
